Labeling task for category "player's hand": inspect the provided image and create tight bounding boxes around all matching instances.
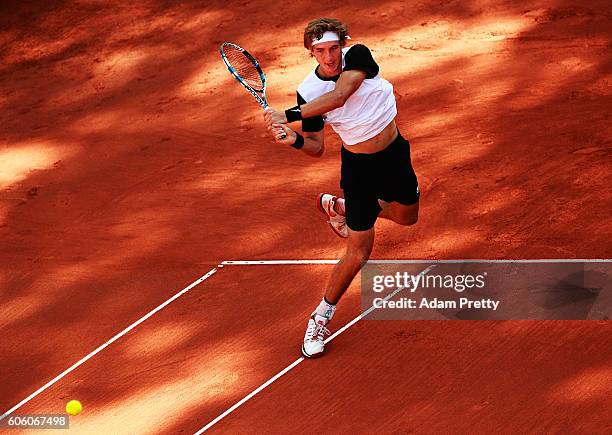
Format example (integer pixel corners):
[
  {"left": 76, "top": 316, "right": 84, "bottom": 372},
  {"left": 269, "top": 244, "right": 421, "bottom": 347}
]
[
  {"left": 268, "top": 123, "right": 295, "bottom": 146},
  {"left": 263, "top": 107, "right": 288, "bottom": 125}
]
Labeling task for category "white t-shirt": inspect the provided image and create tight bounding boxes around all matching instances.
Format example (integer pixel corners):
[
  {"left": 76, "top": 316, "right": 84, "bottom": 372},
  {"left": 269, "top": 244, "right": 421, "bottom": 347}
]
[{"left": 297, "top": 44, "right": 397, "bottom": 145}]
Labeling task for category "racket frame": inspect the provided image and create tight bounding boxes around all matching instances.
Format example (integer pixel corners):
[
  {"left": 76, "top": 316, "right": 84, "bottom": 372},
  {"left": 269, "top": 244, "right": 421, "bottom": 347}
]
[
  {"left": 220, "top": 42, "right": 269, "bottom": 109},
  {"left": 220, "top": 42, "right": 286, "bottom": 139}
]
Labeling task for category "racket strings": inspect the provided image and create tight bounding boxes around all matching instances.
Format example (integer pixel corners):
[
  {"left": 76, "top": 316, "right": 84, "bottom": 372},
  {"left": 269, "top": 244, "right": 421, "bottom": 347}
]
[{"left": 224, "top": 47, "right": 264, "bottom": 91}]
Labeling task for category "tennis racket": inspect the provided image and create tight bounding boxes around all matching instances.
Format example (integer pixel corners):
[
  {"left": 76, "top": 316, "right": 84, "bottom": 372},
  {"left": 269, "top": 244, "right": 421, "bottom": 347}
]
[{"left": 219, "top": 42, "right": 286, "bottom": 138}]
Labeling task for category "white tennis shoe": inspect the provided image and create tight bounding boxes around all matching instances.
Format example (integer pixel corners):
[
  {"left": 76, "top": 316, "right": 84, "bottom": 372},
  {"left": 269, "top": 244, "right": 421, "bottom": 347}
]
[
  {"left": 317, "top": 193, "right": 348, "bottom": 238},
  {"left": 302, "top": 314, "right": 331, "bottom": 358}
]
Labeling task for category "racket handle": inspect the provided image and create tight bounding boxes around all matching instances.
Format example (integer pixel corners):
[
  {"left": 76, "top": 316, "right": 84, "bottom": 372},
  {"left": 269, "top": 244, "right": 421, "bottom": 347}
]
[
  {"left": 263, "top": 107, "right": 287, "bottom": 139},
  {"left": 274, "top": 125, "right": 286, "bottom": 140}
]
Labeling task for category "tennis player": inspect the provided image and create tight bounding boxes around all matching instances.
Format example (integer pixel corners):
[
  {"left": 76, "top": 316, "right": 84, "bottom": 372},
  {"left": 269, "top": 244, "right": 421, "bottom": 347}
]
[{"left": 264, "top": 18, "right": 420, "bottom": 358}]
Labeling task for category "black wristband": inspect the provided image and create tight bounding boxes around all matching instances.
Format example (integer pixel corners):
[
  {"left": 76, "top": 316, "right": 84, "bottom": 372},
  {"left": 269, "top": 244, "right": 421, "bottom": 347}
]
[
  {"left": 285, "top": 106, "right": 303, "bottom": 123},
  {"left": 290, "top": 133, "right": 304, "bottom": 149}
]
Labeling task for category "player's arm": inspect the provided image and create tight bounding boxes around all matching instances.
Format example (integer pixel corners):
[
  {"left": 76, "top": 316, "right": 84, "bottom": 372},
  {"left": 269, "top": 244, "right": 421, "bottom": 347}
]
[
  {"left": 300, "top": 70, "right": 365, "bottom": 117},
  {"left": 264, "top": 89, "right": 326, "bottom": 156},
  {"left": 266, "top": 72, "right": 364, "bottom": 124},
  {"left": 268, "top": 123, "right": 325, "bottom": 158},
  {"left": 300, "top": 129, "right": 325, "bottom": 157}
]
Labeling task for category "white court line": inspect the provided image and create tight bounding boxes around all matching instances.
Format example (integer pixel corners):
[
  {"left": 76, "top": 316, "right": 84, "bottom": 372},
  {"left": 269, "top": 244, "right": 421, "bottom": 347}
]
[
  {"left": 222, "top": 260, "right": 339, "bottom": 265},
  {"left": 367, "top": 259, "right": 611, "bottom": 263},
  {"left": 194, "top": 265, "right": 436, "bottom": 434},
  {"left": 0, "top": 267, "right": 219, "bottom": 421},
  {"left": 194, "top": 357, "right": 304, "bottom": 435},
  {"left": 223, "top": 259, "right": 610, "bottom": 265}
]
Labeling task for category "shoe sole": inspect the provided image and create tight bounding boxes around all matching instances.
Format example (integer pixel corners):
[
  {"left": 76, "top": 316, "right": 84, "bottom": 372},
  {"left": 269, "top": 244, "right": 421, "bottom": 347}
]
[
  {"left": 317, "top": 193, "right": 347, "bottom": 239},
  {"left": 301, "top": 344, "right": 324, "bottom": 359}
]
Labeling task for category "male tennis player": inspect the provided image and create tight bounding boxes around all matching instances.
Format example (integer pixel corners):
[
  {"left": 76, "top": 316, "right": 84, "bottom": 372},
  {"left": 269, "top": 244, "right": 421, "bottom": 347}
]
[{"left": 264, "top": 18, "right": 420, "bottom": 358}]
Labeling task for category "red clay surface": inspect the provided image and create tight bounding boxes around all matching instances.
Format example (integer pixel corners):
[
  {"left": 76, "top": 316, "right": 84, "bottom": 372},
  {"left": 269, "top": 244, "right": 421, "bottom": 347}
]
[{"left": 1, "top": 0, "right": 611, "bottom": 433}]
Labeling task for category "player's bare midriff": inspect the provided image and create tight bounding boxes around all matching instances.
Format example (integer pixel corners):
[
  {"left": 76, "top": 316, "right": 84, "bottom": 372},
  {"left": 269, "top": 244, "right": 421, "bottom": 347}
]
[{"left": 342, "top": 118, "right": 398, "bottom": 154}]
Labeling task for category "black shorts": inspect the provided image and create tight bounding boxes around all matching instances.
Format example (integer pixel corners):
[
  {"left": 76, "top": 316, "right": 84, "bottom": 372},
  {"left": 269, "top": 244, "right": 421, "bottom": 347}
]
[{"left": 340, "top": 131, "right": 419, "bottom": 231}]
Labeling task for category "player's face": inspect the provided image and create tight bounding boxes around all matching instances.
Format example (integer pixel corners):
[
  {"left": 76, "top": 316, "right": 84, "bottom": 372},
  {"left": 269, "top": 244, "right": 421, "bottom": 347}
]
[{"left": 311, "top": 41, "right": 342, "bottom": 77}]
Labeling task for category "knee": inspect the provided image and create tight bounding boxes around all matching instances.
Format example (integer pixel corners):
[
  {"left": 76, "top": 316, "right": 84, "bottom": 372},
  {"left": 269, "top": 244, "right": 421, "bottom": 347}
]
[
  {"left": 347, "top": 251, "right": 371, "bottom": 268},
  {"left": 345, "top": 244, "right": 372, "bottom": 265}
]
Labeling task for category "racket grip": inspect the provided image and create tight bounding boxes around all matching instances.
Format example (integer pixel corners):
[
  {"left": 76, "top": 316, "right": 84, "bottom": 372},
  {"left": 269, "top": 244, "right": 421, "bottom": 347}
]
[{"left": 274, "top": 125, "right": 286, "bottom": 140}]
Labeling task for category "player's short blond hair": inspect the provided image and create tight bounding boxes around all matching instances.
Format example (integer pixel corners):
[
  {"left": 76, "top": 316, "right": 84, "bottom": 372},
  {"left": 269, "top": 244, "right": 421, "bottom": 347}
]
[{"left": 303, "top": 18, "right": 349, "bottom": 49}]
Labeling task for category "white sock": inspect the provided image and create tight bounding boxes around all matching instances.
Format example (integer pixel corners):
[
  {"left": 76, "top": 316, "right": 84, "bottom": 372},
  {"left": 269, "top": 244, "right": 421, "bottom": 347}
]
[{"left": 313, "top": 298, "right": 336, "bottom": 322}]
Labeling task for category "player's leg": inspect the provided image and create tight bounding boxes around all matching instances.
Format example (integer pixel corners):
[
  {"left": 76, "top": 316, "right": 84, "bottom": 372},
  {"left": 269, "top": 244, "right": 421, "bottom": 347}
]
[
  {"left": 324, "top": 226, "right": 375, "bottom": 303},
  {"left": 378, "top": 199, "right": 419, "bottom": 226},
  {"left": 377, "top": 131, "right": 420, "bottom": 225},
  {"left": 301, "top": 227, "right": 375, "bottom": 358},
  {"left": 302, "top": 189, "right": 378, "bottom": 358},
  {"left": 325, "top": 188, "right": 379, "bottom": 304}
]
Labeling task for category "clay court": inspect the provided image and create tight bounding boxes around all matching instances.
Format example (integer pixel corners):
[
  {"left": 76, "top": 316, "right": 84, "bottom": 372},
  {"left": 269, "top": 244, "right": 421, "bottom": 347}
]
[{"left": 1, "top": 0, "right": 611, "bottom": 433}]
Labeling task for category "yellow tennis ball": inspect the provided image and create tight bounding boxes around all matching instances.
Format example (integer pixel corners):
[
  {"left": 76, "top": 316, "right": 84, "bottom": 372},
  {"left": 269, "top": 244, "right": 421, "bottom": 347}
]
[{"left": 66, "top": 400, "right": 82, "bottom": 416}]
